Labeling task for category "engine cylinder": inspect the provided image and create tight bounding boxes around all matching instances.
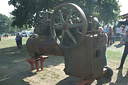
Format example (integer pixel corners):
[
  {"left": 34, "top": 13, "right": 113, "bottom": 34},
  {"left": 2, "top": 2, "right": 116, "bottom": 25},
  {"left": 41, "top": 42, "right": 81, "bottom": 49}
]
[{"left": 26, "top": 36, "right": 64, "bottom": 58}]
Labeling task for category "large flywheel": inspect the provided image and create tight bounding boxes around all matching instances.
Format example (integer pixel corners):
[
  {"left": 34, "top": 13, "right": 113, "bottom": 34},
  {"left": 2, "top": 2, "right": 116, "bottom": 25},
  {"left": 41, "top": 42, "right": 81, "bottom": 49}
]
[{"left": 50, "top": 3, "right": 88, "bottom": 48}]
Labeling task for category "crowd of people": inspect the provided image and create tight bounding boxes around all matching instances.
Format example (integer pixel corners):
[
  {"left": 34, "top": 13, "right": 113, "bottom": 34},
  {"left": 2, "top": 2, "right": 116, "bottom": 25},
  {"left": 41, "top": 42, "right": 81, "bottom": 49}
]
[
  {"left": 101, "top": 24, "right": 128, "bottom": 46},
  {"left": 115, "top": 24, "right": 128, "bottom": 44},
  {"left": 99, "top": 24, "right": 128, "bottom": 70},
  {"left": 102, "top": 25, "right": 114, "bottom": 46}
]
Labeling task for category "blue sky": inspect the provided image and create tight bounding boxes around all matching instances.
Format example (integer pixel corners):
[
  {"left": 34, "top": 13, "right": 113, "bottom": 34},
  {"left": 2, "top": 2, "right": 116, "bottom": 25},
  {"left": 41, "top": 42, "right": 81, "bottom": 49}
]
[{"left": 0, "top": 0, "right": 127, "bottom": 16}]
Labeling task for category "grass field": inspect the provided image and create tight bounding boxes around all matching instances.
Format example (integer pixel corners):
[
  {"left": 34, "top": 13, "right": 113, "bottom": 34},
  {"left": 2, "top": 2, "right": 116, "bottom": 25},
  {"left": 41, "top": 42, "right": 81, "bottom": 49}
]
[
  {"left": 0, "top": 36, "right": 30, "bottom": 85},
  {"left": 0, "top": 36, "right": 128, "bottom": 85}
]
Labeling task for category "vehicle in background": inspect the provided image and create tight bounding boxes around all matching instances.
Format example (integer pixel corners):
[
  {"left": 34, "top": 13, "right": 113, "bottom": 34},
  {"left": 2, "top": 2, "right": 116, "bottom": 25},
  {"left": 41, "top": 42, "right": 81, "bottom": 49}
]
[
  {"left": 28, "top": 32, "right": 34, "bottom": 37},
  {"left": 28, "top": 32, "right": 38, "bottom": 38},
  {"left": 21, "top": 32, "right": 27, "bottom": 37}
]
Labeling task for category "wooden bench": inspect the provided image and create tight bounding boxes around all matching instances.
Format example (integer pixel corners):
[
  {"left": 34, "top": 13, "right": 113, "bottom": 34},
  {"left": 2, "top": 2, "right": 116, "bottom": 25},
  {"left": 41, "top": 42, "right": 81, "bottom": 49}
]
[{"left": 26, "top": 56, "right": 49, "bottom": 72}]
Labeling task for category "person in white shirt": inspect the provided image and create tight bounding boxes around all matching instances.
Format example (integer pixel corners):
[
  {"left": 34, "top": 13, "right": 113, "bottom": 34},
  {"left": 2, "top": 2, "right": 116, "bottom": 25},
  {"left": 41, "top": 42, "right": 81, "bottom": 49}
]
[
  {"left": 115, "top": 26, "right": 120, "bottom": 40},
  {"left": 120, "top": 25, "right": 126, "bottom": 44},
  {"left": 116, "top": 27, "right": 120, "bottom": 35},
  {"left": 125, "top": 24, "right": 128, "bottom": 30}
]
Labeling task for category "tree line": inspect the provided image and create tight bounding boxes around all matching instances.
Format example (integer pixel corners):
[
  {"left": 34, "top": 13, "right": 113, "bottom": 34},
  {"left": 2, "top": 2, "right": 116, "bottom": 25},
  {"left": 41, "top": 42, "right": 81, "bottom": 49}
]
[
  {"left": 8, "top": 0, "right": 121, "bottom": 28},
  {"left": 0, "top": 13, "right": 26, "bottom": 35}
]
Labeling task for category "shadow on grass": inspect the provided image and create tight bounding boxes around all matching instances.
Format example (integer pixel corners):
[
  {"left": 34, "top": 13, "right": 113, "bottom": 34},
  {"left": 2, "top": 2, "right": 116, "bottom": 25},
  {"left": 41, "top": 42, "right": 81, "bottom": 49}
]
[
  {"left": 96, "top": 77, "right": 111, "bottom": 85},
  {"left": 56, "top": 76, "right": 80, "bottom": 85},
  {"left": 109, "top": 70, "right": 128, "bottom": 85},
  {"left": 0, "top": 45, "right": 35, "bottom": 85},
  {"left": 56, "top": 76, "right": 95, "bottom": 85},
  {"left": 114, "top": 44, "right": 123, "bottom": 48},
  {"left": 43, "top": 55, "right": 64, "bottom": 68},
  {"left": 0, "top": 44, "right": 65, "bottom": 85}
]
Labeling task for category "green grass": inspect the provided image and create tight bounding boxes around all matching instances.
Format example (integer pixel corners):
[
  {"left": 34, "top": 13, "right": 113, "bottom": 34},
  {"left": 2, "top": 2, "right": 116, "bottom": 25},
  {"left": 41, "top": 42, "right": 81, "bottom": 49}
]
[
  {"left": 0, "top": 36, "right": 128, "bottom": 85},
  {"left": 0, "top": 37, "right": 29, "bottom": 67},
  {"left": 0, "top": 36, "right": 124, "bottom": 62},
  {"left": 40, "top": 69, "right": 60, "bottom": 80},
  {"left": 0, "top": 36, "right": 28, "bottom": 57},
  {"left": 0, "top": 37, "right": 27, "bottom": 48},
  {"left": 106, "top": 41, "right": 128, "bottom": 69},
  {"left": 0, "top": 36, "right": 32, "bottom": 85},
  {"left": 106, "top": 41, "right": 124, "bottom": 60},
  {"left": 107, "top": 50, "right": 122, "bottom": 60},
  {"left": 0, "top": 37, "right": 125, "bottom": 66}
]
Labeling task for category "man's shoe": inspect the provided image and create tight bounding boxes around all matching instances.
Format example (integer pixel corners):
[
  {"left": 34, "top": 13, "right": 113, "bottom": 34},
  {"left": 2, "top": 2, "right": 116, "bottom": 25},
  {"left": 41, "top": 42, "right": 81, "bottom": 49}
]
[{"left": 116, "top": 67, "right": 123, "bottom": 70}]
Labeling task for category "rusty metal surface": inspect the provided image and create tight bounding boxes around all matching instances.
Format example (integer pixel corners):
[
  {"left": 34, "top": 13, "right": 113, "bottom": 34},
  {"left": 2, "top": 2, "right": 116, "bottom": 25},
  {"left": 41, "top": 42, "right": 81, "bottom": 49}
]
[
  {"left": 26, "top": 37, "right": 42, "bottom": 57},
  {"left": 26, "top": 36, "right": 64, "bottom": 58},
  {"left": 26, "top": 3, "right": 107, "bottom": 80},
  {"left": 39, "top": 36, "right": 64, "bottom": 56},
  {"left": 50, "top": 3, "right": 88, "bottom": 48},
  {"left": 63, "top": 34, "right": 104, "bottom": 79},
  {"left": 87, "top": 16, "right": 99, "bottom": 31},
  {"left": 34, "top": 19, "right": 50, "bottom": 35}
]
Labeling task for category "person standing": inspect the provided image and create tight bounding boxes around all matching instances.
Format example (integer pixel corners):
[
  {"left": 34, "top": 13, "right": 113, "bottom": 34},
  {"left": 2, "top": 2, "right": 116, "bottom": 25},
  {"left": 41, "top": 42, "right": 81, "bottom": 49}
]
[
  {"left": 115, "top": 26, "right": 120, "bottom": 40},
  {"left": 108, "top": 26, "right": 113, "bottom": 45},
  {"left": 0, "top": 34, "right": 1, "bottom": 41},
  {"left": 19, "top": 35, "right": 22, "bottom": 48},
  {"left": 15, "top": 33, "right": 22, "bottom": 48},
  {"left": 120, "top": 25, "right": 126, "bottom": 44},
  {"left": 117, "top": 30, "right": 128, "bottom": 70},
  {"left": 98, "top": 27, "right": 108, "bottom": 66},
  {"left": 125, "top": 24, "right": 128, "bottom": 30}
]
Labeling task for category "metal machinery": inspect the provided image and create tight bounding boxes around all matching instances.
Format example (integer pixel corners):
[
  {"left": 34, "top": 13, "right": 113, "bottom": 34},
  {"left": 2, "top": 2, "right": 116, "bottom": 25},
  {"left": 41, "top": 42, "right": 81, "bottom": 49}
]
[{"left": 26, "top": 3, "right": 113, "bottom": 81}]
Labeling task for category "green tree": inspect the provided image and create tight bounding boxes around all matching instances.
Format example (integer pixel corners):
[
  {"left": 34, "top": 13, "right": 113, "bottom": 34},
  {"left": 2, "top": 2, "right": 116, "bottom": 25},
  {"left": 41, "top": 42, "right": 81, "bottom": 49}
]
[
  {"left": 9, "top": 17, "right": 27, "bottom": 33},
  {"left": 0, "top": 14, "right": 11, "bottom": 34},
  {"left": 8, "top": 0, "right": 120, "bottom": 27},
  {"left": 0, "top": 14, "right": 27, "bottom": 34}
]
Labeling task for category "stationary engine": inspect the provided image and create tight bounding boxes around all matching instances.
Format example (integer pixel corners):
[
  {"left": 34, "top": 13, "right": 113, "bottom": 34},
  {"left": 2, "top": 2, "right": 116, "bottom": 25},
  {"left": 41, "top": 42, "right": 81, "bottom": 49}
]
[{"left": 26, "top": 3, "right": 106, "bottom": 80}]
